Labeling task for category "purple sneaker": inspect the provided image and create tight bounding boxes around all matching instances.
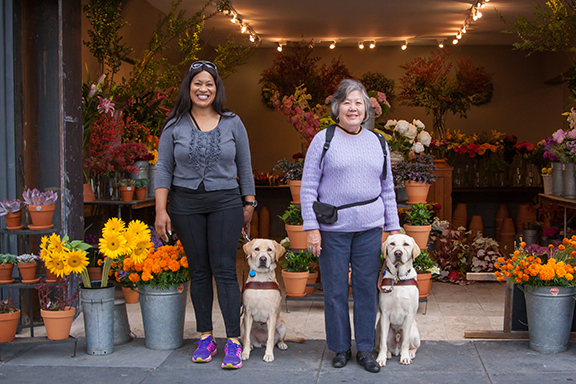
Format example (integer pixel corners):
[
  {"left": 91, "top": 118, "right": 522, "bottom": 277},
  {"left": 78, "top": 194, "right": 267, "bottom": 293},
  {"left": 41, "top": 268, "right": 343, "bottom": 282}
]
[
  {"left": 192, "top": 335, "right": 217, "bottom": 363},
  {"left": 221, "top": 339, "right": 242, "bottom": 369}
]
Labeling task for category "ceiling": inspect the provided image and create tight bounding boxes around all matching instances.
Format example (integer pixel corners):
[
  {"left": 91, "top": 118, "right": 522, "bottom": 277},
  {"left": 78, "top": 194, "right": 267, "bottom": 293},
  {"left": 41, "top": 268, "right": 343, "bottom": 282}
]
[{"left": 145, "top": 0, "right": 548, "bottom": 48}]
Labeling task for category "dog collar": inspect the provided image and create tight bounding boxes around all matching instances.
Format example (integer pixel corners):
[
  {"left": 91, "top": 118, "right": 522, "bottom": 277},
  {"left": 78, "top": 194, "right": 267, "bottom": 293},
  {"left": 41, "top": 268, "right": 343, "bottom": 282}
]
[{"left": 244, "top": 281, "right": 281, "bottom": 293}]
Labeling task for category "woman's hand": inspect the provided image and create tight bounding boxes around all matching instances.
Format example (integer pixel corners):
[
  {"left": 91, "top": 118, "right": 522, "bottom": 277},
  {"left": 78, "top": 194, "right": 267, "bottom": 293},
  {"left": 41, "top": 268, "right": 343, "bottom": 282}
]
[
  {"left": 155, "top": 210, "right": 171, "bottom": 243},
  {"left": 307, "top": 229, "right": 322, "bottom": 257}
]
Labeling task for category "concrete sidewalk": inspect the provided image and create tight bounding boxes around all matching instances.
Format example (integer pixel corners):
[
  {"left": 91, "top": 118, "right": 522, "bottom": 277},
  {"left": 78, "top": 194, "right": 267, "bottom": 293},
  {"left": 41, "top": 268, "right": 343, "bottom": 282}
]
[{"left": 1, "top": 337, "right": 575, "bottom": 384}]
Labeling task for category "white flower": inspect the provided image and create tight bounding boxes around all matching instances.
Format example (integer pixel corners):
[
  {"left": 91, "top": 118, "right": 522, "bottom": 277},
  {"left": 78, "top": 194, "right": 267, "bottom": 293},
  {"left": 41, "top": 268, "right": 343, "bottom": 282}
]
[
  {"left": 385, "top": 119, "right": 397, "bottom": 128},
  {"left": 413, "top": 119, "right": 425, "bottom": 129},
  {"left": 406, "top": 123, "right": 418, "bottom": 140},
  {"left": 395, "top": 120, "right": 410, "bottom": 134},
  {"left": 568, "top": 107, "right": 576, "bottom": 129},
  {"left": 417, "top": 130, "right": 432, "bottom": 147},
  {"left": 413, "top": 142, "right": 425, "bottom": 153}
]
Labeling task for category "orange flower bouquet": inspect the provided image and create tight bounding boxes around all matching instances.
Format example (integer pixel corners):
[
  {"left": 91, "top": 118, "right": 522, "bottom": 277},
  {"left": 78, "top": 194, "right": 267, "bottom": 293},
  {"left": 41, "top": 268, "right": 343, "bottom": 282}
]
[{"left": 494, "top": 238, "right": 576, "bottom": 288}]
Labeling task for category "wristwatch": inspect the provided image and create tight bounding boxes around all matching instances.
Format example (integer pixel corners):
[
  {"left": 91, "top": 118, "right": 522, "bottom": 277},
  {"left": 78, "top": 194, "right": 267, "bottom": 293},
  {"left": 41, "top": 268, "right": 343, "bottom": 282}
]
[{"left": 244, "top": 200, "right": 258, "bottom": 207}]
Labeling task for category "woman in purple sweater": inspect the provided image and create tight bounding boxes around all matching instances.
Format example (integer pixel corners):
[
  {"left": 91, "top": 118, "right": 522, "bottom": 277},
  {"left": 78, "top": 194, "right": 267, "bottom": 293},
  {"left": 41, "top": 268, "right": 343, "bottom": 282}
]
[{"left": 301, "top": 79, "right": 400, "bottom": 373}]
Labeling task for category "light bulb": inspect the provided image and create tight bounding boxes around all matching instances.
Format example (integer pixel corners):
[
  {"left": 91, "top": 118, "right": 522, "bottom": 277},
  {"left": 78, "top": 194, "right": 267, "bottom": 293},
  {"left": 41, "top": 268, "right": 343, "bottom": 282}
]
[
  {"left": 439, "top": 42, "right": 444, "bottom": 48},
  {"left": 452, "top": 39, "right": 459, "bottom": 45},
  {"left": 249, "top": 34, "right": 255, "bottom": 42},
  {"left": 457, "top": 32, "right": 462, "bottom": 39},
  {"left": 329, "top": 42, "right": 336, "bottom": 49},
  {"left": 277, "top": 45, "right": 282, "bottom": 52},
  {"left": 369, "top": 42, "right": 376, "bottom": 49},
  {"left": 401, "top": 43, "right": 407, "bottom": 50},
  {"left": 231, "top": 15, "right": 236, "bottom": 23},
  {"left": 241, "top": 24, "right": 247, "bottom": 33},
  {"left": 358, "top": 42, "right": 364, "bottom": 49}
]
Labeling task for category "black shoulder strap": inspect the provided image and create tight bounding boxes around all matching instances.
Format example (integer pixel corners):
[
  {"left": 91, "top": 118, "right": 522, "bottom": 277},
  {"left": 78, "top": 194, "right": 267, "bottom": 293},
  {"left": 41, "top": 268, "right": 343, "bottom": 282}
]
[
  {"left": 371, "top": 130, "right": 388, "bottom": 180},
  {"left": 319, "top": 124, "right": 336, "bottom": 169}
]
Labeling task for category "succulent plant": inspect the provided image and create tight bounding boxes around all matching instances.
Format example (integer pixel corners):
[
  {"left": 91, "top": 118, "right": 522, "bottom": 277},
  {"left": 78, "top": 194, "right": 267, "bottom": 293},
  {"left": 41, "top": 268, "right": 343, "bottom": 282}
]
[
  {"left": 0, "top": 198, "right": 23, "bottom": 216},
  {"left": 17, "top": 254, "right": 39, "bottom": 263},
  {"left": 0, "top": 254, "right": 17, "bottom": 265},
  {"left": 118, "top": 179, "right": 136, "bottom": 187},
  {"left": 22, "top": 188, "right": 58, "bottom": 206},
  {"left": 134, "top": 178, "right": 149, "bottom": 188},
  {"left": 0, "top": 299, "right": 18, "bottom": 314}
]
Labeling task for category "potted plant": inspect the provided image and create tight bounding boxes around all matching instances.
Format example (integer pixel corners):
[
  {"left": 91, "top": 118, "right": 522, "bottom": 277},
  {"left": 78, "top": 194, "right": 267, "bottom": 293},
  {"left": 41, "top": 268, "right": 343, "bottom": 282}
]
[
  {"left": 134, "top": 178, "right": 149, "bottom": 200},
  {"left": 16, "top": 254, "right": 39, "bottom": 283},
  {"left": 392, "top": 154, "right": 437, "bottom": 204},
  {"left": 22, "top": 188, "right": 58, "bottom": 230},
  {"left": 399, "top": 202, "right": 436, "bottom": 249},
  {"left": 0, "top": 299, "right": 20, "bottom": 342},
  {"left": 413, "top": 250, "right": 438, "bottom": 299},
  {"left": 281, "top": 250, "right": 311, "bottom": 298},
  {"left": 274, "top": 155, "right": 304, "bottom": 204},
  {"left": 118, "top": 179, "right": 136, "bottom": 202},
  {"left": 494, "top": 239, "right": 576, "bottom": 353},
  {"left": 35, "top": 275, "right": 79, "bottom": 341},
  {"left": 0, "top": 254, "right": 17, "bottom": 283},
  {"left": 279, "top": 204, "right": 306, "bottom": 250},
  {"left": 0, "top": 198, "right": 23, "bottom": 229}
]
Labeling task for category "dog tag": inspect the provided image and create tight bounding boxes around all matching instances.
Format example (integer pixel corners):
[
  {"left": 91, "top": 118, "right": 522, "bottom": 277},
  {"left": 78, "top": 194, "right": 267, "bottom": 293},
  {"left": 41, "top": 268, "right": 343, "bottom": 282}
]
[{"left": 249, "top": 270, "right": 256, "bottom": 277}]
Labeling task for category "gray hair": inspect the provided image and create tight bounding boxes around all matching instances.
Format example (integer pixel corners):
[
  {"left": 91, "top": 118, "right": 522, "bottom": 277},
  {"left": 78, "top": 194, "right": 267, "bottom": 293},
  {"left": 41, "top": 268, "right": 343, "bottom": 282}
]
[{"left": 329, "top": 79, "right": 372, "bottom": 124}]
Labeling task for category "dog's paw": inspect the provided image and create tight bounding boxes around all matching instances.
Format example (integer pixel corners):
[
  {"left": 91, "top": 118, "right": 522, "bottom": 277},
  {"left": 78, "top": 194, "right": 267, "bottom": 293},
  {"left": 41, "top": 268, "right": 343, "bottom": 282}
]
[
  {"left": 399, "top": 355, "right": 413, "bottom": 365},
  {"left": 277, "top": 341, "right": 288, "bottom": 350},
  {"left": 409, "top": 349, "right": 417, "bottom": 359},
  {"left": 376, "top": 353, "right": 387, "bottom": 367},
  {"left": 263, "top": 353, "right": 275, "bottom": 362},
  {"left": 241, "top": 350, "right": 250, "bottom": 361},
  {"left": 386, "top": 351, "right": 391, "bottom": 359}
]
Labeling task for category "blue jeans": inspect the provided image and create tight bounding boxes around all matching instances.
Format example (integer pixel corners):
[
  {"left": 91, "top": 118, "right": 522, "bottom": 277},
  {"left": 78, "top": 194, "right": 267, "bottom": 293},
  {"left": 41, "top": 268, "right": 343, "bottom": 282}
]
[{"left": 319, "top": 227, "right": 382, "bottom": 353}]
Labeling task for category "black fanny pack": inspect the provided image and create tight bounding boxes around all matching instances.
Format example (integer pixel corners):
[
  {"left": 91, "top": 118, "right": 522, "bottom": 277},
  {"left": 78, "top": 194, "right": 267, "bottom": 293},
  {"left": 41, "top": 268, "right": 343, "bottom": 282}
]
[{"left": 313, "top": 196, "right": 379, "bottom": 224}]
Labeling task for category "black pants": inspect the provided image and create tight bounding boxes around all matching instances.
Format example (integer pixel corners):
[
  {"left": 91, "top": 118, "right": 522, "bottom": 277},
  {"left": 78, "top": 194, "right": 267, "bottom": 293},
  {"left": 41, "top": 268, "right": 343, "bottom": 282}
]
[{"left": 171, "top": 206, "right": 244, "bottom": 338}]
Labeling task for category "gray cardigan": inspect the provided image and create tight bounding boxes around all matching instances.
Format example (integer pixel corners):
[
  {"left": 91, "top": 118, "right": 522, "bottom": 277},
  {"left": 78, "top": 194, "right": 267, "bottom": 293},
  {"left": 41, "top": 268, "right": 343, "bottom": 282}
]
[{"left": 155, "top": 113, "right": 255, "bottom": 196}]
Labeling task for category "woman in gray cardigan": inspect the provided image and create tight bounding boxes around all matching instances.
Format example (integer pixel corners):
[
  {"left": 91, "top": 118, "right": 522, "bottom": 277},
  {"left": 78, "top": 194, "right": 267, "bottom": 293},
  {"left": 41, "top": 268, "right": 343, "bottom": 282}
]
[{"left": 155, "top": 61, "right": 255, "bottom": 370}]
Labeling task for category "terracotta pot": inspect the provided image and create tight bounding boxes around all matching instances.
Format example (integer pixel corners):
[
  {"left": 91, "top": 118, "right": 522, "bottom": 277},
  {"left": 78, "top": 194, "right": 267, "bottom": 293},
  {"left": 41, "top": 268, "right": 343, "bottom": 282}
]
[
  {"left": 404, "top": 181, "right": 430, "bottom": 205},
  {"left": 403, "top": 224, "right": 431, "bottom": 249},
  {"left": 0, "top": 264, "right": 14, "bottom": 282},
  {"left": 28, "top": 204, "right": 55, "bottom": 228},
  {"left": 281, "top": 269, "right": 309, "bottom": 298},
  {"left": 495, "top": 204, "right": 510, "bottom": 241},
  {"left": 305, "top": 271, "right": 318, "bottom": 294},
  {"left": 416, "top": 272, "right": 432, "bottom": 299},
  {"left": 87, "top": 267, "right": 102, "bottom": 282},
  {"left": 83, "top": 183, "right": 96, "bottom": 202},
  {"left": 122, "top": 286, "right": 139, "bottom": 304},
  {"left": 118, "top": 186, "right": 134, "bottom": 202},
  {"left": 17, "top": 262, "right": 37, "bottom": 281},
  {"left": 288, "top": 180, "right": 301, "bottom": 204},
  {"left": 285, "top": 224, "right": 307, "bottom": 250},
  {"left": 469, "top": 215, "right": 484, "bottom": 236},
  {"left": 452, "top": 203, "right": 467, "bottom": 229},
  {"left": 45, "top": 269, "right": 59, "bottom": 283},
  {"left": 516, "top": 204, "right": 537, "bottom": 234},
  {"left": 41, "top": 306, "right": 75, "bottom": 340},
  {"left": 135, "top": 187, "right": 148, "bottom": 200},
  {"left": 4, "top": 211, "right": 22, "bottom": 229},
  {"left": 0, "top": 309, "right": 21, "bottom": 342},
  {"left": 500, "top": 217, "right": 516, "bottom": 254}
]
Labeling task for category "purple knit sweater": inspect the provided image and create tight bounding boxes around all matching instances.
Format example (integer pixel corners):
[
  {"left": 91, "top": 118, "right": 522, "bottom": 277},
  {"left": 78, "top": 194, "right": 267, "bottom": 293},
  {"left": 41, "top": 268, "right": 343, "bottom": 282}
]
[{"left": 301, "top": 128, "right": 400, "bottom": 233}]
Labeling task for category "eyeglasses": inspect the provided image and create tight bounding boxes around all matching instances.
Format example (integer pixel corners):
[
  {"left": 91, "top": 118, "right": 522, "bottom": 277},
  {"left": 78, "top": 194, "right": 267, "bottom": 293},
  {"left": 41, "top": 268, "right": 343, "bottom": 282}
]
[{"left": 189, "top": 61, "right": 218, "bottom": 73}]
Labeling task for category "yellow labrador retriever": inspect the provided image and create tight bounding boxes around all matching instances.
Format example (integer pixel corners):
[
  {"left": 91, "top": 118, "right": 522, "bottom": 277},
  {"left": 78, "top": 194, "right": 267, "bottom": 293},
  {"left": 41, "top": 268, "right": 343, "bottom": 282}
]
[
  {"left": 376, "top": 234, "right": 421, "bottom": 366},
  {"left": 241, "top": 239, "right": 304, "bottom": 363}
]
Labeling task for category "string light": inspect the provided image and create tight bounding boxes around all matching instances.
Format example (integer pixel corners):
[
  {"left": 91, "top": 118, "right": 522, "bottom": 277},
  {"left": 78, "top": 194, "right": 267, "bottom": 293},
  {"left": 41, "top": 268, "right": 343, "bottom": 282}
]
[
  {"left": 358, "top": 41, "right": 364, "bottom": 49},
  {"left": 277, "top": 42, "right": 284, "bottom": 52},
  {"left": 438, "top": 40, "right": 444, "bottom": 48},
  {"left": 401, "top": 41, "right": 408, "bottom": 50},
  {"left": 222, "top": 4, "right": 259, "bottom": 44},
  {"left": 369, "top": 41, "right": 376, "bottom": 49},
  {"left": 455, "top": 0, "right": 488, "bottom": 44},
  {"left": 329, "top": 41, "right": 336, "bottom": 49},
  {"left": 452, "top": 39, "right": 459, "bottom": 45}
]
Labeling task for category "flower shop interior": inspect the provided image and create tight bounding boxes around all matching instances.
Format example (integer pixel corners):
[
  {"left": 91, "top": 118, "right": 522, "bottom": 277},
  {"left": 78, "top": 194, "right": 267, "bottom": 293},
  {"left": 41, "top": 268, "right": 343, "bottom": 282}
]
[{"left": 1, "top": 0, "right": 576, "bottom": 349}]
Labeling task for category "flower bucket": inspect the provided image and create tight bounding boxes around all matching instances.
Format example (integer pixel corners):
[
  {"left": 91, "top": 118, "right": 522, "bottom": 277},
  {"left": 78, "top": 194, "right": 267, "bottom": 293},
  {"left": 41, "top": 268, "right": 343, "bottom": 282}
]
[
  {"left": 113, "top": 299, "right": 133, "bottom": 345},
  {"left": 563, "top": 163, "right": 576, "bottom": 199},
  {"left": 542, "top": 174, "right": 553, "bottom": 195},
  {"left": 552, "top": 162, "right": 563, "bottom": 197},
  {"left": 28, "top": 204, "right": 55, "bottom": 229},
  {"left": 130, "top": 160, "right": 149, "bottom": 180},
  {"left": 523, "top": 285, "right": 576, "bottom": 354},
  {"left": 81, "top": 282, "right": 115, "bottom": 355},
  {"left": 147, "top": 164, "right": 157, "bottom": 198},
  {"left": 139, "top": 283, "right": 189, "bottom": 350},
  {"left": 41, "top": 306, "right": 75, "bottom": 340},
  {"left": 404, "top": 181, "right": 429, "bottom": 205},
  {"left": 0, "top": 309, "right": 20, "bottom": 342}
]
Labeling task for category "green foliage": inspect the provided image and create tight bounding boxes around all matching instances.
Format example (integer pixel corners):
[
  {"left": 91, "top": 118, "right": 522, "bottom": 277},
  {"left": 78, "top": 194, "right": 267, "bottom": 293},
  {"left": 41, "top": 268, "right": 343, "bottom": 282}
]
[
  {"left": 213, "top": 37, "right": 254, "bottom": 79},
  {"left": 134, "top": 178, "right": 150, "bottom": 188},
  {"left": 413, "top": 249, "right": 437, "bottom": 273},
  {"left": 401, "top": 203, "right": 435, "bottom": 226},
  {"left": 0, "top": 254, "right": 17, "bottom": 265},
  {"left": 360, "top": 72, "right": 396, "bottom": 106},
  {"left": 119, "top": 178, "right": 136, "bottom": 187},
  {"left": 281, "top": 250, "right": 313, "bottom": 272},
  {"left": 279, "top": 204, "right": 303, "bottom": 225}
]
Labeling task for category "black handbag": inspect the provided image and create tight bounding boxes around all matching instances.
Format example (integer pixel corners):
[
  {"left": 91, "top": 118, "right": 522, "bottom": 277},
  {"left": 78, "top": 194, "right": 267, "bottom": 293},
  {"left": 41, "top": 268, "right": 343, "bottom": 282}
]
[{"left": 313, "top": 196, "right": 379, "bottom": 224}]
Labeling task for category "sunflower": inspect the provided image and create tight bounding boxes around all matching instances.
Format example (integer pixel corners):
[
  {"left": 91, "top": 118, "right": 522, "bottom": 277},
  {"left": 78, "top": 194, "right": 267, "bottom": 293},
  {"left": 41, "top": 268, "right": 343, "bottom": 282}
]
[
  {"left": 131, "top": 240, "right": 152, "bottom": 264},
  {"left": 126, "top": 220, "right": 150, "bottom": 241},
  {"left": 47, "top": 233, "right": 64, "bottom": 254},
  {"left": 65, "top": 250, "right": 89, "bottom": 274},
  {"left": 99, "top": 231, "right": 128, "bottom": 259},
  {"left": 47, "top": 253, "right": 70, "bottom": 278},
  {"left": 102, "top": 217, "right": 126, "bottom": 236}
]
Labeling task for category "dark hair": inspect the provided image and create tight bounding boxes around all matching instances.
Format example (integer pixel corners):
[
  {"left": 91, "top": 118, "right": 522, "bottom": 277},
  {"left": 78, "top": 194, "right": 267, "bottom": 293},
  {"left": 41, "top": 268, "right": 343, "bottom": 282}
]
[
  {"left": 329, "top": 79, "right": 372, "bottom": 124},
  {"left": 161, "top": 63, "right": 234, "bottom": 133}
]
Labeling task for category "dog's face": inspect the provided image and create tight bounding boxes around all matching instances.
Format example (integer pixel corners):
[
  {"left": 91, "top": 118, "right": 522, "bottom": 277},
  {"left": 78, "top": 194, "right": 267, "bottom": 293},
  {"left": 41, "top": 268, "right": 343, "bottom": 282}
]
[
  {"left": 382, "top": 234, "right": 420, "bottom": 270},
  {"left": 243, "top": 239, "right": 285, "bottom": 273}
]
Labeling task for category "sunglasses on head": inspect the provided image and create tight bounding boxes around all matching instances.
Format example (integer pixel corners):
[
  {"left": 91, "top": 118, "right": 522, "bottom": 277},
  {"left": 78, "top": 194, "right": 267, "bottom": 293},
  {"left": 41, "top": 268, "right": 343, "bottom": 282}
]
[{"left": 189, "top": 61, "right": 218, "bottom": 73}]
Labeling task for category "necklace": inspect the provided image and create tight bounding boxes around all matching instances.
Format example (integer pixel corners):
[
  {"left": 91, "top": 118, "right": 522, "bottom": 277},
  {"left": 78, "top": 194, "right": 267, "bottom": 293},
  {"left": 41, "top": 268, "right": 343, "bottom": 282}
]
[
  {"left": 337, "top": 124, "right": 362, "bottom": 135},
  {"left": 190, "top": 114, "right": 202, "bottom": 131}
]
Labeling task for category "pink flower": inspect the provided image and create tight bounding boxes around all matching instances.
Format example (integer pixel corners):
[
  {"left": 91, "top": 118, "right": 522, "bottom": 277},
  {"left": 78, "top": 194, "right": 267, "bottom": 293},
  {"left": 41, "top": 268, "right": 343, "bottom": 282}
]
[
  {"left": 97, "top": 97, "right": 115, "bottom": 115},
  {"left": 325, "top": 95, "right": 333, "bottom": 104},
  {"left": 567, "top": 129, "right": 576, "bottom": 140},
  {"left": 377, "top": 92, "right": 386, "bottom": 103},
  {"left": 552, "top": 129, "right": 566, "bottom": 144}
]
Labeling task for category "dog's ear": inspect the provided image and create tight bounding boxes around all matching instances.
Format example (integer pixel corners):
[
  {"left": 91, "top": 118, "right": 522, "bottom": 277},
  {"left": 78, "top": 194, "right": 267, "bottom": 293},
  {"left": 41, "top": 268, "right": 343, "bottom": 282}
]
[
  {"left": 243, "top": 239, "right": 255, "bottom": 258},
  {"left": 381, "top": 237, "right": 390, "bottom": 259},
  {"left": 411, "top": 237, "right": 421, "bottom": 260},
  {"left": 273, "top": 241, "right": 286, "bottom": 261}
]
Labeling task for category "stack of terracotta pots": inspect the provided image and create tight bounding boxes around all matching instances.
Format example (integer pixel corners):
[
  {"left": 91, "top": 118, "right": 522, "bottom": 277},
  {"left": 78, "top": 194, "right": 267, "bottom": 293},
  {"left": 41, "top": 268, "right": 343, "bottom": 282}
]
[
  {"left": 494, "top": 204, "right": 511, "bottom": 241},
  {"left": 468, "top": 215, "right": 484, "bottom": 236},
  {"left": 515, "top": 204, "right": 537, "bottom": 234},
  {"left": 500, "top": 217, "right": 516, "bottom": 254},
  {"left": 452, "top": 203, "right": 467, "bottom": 229}
]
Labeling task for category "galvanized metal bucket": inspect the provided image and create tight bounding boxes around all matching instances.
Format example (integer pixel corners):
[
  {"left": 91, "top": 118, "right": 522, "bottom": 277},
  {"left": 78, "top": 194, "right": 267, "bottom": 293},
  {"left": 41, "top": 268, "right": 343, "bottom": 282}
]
[
  {"left": 81, "top": 282, "right": 115, "bottom": 355},
  {"left": 113, "top": 299, "right": 133, "bottom": 345},
  {"left": 139, "top": 282, "right": 189, "bottom": 350},
  {"left": 523, "top": 285, "right": 576, "bottom": 353}
]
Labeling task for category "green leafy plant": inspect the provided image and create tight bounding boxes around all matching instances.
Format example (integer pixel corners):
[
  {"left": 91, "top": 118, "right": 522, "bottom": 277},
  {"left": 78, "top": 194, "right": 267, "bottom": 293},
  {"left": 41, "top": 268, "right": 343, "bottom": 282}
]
[
  {"left": 400, "top": 203, "right": 435, "bottom": 226},
  {"left": 0, "top": 299, "right": 18, "bottom": 314},
  {"left": 360, "top": 72, "right": 396, "bottom": 107},
  {"left": 413, "top": 250, "right": 438, "bottom": 274},
  {"left": 281, "top": 250, "right": 313, "bottom": 272},
  {"left": 119, "top": 179, "right": 136, "bottom": 187},
  {"left": 279, "top": 204, "right": 303, "bottom": 226},
  {"left": 0, "top": 254, "right": 17, "bottom": 265},
  {"left": 134, "top": 178, "right": 149, "bottom": 188}
]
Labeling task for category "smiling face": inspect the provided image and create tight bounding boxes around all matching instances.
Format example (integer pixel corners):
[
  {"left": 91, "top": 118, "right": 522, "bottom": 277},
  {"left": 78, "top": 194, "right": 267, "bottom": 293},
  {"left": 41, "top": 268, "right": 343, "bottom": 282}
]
[
  {"left": 189, "top": 70, "right": 216, "bottom": 109},
  {"left": 337, "top": 89, "right": 366, "bottom": 132},
  {"left": 243, "top": 239, "right": 285, "bottom": 273}
]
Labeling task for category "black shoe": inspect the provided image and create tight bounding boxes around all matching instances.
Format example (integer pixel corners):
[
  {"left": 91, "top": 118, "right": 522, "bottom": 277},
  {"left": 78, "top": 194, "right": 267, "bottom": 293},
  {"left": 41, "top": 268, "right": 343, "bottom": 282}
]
[
  {"left": 332, "top": 349, "right": 351, "bottom": 368},
  {"left": 356, "top": 351, "right": 380, "bottom": 373}
]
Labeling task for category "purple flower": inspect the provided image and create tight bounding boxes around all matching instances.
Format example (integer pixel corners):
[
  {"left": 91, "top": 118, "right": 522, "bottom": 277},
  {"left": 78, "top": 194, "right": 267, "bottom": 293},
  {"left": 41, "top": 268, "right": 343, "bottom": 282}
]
[
  {"left": 543, "top": 226, "right": 559, "bottom": 238},
  {"left": 552, "top": 129, "right": 566, "bottom": 144}
]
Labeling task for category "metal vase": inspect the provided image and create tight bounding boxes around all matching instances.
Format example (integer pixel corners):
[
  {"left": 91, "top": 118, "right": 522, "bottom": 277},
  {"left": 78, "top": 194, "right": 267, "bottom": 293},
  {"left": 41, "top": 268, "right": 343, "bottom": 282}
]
[
  {"left": 563, "top": 162, "right": 576, "bottom": 199},
  {"left": 113, "top": 299, "right": 133, "bottom": 345},
  {"left": 81, "top": 282, "right": 115, "bottom": 355},
  {"left": 552, "top": 162, "right": 563, "bottom": 197},
  {"left": 139, "top": 283, "right": 189, "bottom": 350},
  {"left": 523, "top": 285, "right": 576, "bottom": 353},
  {"left": 130, "top": 160, "right": 149, "bottom": 180}
]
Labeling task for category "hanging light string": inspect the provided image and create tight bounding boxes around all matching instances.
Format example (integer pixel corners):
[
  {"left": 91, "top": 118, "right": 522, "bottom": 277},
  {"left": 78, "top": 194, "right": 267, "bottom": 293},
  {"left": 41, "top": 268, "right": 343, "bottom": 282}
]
[
  {"left": 454, "top": 0, "right": 489, "bottom": 44},
  {"left": 225, "top": 5, "right": 260, "bottom": 44}
]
